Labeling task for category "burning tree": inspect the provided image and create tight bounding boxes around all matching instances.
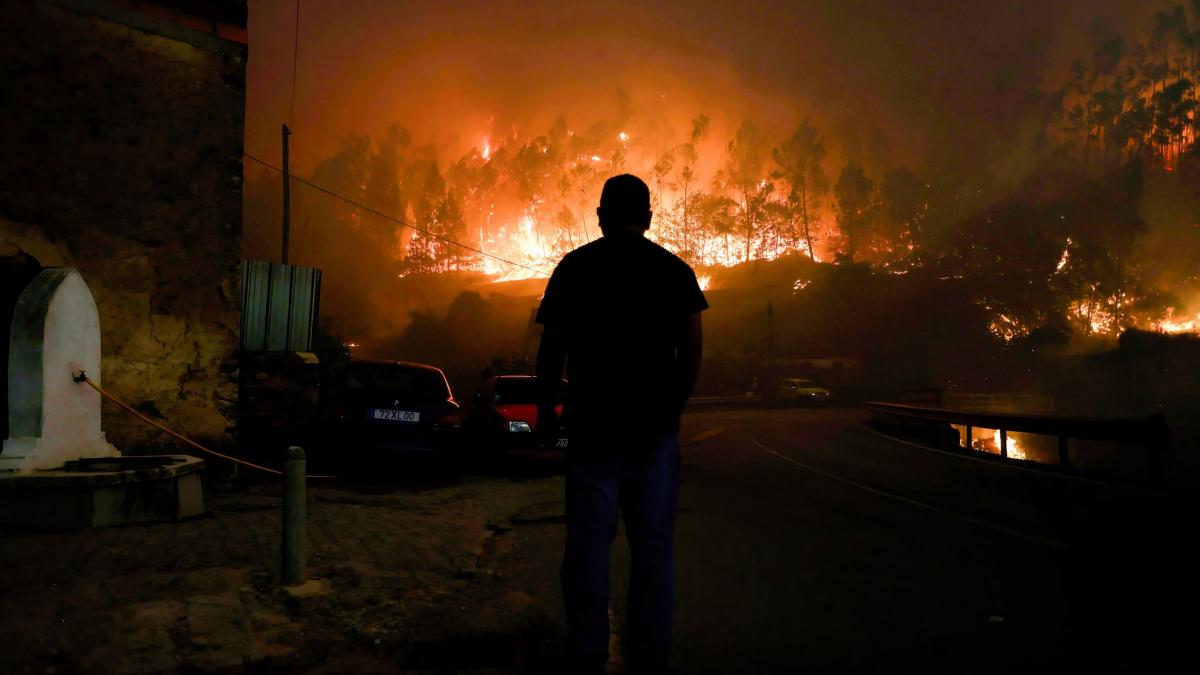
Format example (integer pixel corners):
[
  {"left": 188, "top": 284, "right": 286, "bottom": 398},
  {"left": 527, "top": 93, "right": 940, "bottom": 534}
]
[
  {"left": 833, "top": 162, "right": 872, "bottom": 264},
  {"left": 772, "top": 119, "right": 828, "bottom": 262},
  {"left": 241, "top": 24, "right": 1200, "bottom": 348}
]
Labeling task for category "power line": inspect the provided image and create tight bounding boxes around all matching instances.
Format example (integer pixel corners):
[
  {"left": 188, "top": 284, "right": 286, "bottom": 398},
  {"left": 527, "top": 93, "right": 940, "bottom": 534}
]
[
  {"left": 243, "top": 153, "right": 552, "bottom": 276},
  {"left": 270, "top": 2, "right": 547, "bottom": 276}
]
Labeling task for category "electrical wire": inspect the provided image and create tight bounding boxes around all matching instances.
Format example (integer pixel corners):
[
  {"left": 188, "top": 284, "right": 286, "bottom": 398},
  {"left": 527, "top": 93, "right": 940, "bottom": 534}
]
[
  {"left": 267, "top": 1, "right": 551, "bottom": 278},
  {"left": 75, "top": 372, "right": 335, "bottom": 479},
  {"left": 243, "top": 152, "right": 553, "bottom": 276}
]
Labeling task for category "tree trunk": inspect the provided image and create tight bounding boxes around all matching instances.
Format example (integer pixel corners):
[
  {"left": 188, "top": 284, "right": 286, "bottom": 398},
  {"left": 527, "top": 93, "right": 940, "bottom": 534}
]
[
  {"left": 799, "top": 180, "right": 815, "bottom": 262},
  {"left": 742, "top": 194, "right": 752, "bottom": 263},
  {"left": 682, "top": 182, "right": 690, "bottom": 257}
]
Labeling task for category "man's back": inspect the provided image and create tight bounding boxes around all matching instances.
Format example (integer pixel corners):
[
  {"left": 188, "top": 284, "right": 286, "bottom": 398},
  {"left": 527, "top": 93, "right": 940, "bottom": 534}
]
[
  {"left": 536, "top": 174, "right": 705, "bottom": 675},
  {"left": 536, "top": 232, "right": 707, "bottom": 435}
]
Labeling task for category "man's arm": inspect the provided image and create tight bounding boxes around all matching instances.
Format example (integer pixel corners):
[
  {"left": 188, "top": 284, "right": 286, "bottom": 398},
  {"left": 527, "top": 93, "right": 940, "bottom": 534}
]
[
  {"left": 535, "top": 322, "right": 566, "bottom": 437},
  {"left": 674, "top": 312, "right": 703, "bottom": 414}
]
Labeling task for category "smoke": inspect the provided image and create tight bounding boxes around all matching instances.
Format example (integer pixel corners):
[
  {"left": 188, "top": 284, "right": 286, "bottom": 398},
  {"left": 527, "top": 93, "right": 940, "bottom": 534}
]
[
  {"left": 247, "top": 0, "right": 1152, "bottom": 181},
  {"left": 1133, "top": 164, "right": 1200, "bottom": 312}
]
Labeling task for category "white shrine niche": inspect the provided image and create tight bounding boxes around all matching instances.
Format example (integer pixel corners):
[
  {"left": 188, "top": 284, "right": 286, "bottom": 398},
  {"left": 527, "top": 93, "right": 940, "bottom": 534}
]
[{"left": 1, "top": 268, "right": 117, "bottom": 471}]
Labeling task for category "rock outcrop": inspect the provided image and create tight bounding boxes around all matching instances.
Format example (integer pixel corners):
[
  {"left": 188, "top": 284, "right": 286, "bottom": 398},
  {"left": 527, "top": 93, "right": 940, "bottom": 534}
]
[{"left": 1, "top": 2, "right": 245, "bottom": 452}]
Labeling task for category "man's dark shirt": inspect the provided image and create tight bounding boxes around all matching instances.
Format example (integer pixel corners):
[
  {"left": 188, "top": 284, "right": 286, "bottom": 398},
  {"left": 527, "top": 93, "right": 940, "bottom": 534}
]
[{"left": 536, "top": 232, "right": 708, "bottom": 437}]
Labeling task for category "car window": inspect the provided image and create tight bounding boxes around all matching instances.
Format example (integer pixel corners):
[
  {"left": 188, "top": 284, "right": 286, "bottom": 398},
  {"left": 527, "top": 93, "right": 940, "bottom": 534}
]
[{"left": 344, "top": 365, "right": 449, "bottom": 401}]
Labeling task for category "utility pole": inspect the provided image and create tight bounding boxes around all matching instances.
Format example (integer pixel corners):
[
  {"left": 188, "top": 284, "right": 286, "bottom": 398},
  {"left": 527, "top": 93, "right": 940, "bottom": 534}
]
[
  {"left": 765, "top": 283, "right": 777, "bottom": 406},
  {"left": 282, "top": 124, "right": 292, "bottom": 265},
  {"left": 766, "top": 299, "right": 775, "bottom": 405}
]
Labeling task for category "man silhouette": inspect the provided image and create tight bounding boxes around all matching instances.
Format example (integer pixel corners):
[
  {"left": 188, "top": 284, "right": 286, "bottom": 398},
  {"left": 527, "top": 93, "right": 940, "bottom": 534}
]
[{"left": 536, "top": 174, "right": 707, "bottom": 674}]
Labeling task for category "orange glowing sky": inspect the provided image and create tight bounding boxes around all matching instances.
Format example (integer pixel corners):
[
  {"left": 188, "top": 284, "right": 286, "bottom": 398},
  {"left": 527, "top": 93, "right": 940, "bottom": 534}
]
[{"left": 245, "top": 0, "right": 1152, "bottom": 182}]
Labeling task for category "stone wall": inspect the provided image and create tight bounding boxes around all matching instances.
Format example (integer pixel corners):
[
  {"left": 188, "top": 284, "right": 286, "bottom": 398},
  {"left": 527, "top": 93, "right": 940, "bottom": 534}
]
[{"left": 0, "top": 1, "right": 246, "bottom": 451}]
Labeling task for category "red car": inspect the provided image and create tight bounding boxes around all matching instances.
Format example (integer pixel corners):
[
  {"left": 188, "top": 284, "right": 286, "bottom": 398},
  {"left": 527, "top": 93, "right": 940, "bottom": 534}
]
[{"left": 466, "top": 375, "right": 565, "bottom": 447}]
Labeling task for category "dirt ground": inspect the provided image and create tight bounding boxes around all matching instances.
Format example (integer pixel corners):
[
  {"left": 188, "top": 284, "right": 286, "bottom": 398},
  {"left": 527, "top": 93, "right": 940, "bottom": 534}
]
[{"left": 0, "top": 462, "right": 571, "bottom": 674}]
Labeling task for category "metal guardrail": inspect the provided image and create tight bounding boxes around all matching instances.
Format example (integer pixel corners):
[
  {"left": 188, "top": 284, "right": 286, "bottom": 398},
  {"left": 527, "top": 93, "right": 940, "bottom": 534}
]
[
  {"left": 687, "top": 394, "right": 763, "bottom": 407},
  {"left": 943, "top": 392, "right": 1055, "bottom": 414},
  {"left": 865, "top": 401, "right": 1169, "bottom": 480}
]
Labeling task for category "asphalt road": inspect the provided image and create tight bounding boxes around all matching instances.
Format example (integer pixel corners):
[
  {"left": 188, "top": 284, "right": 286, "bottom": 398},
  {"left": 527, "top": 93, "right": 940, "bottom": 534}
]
[{"left": 494, "top": 407, "right": 1196, "bottom": 674}]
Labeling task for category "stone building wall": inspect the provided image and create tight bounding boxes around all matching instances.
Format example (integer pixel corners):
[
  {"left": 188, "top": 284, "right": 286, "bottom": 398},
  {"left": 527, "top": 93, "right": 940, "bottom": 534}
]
[{"left": 0, "top": 0, "right": 247, "bottom": 451}]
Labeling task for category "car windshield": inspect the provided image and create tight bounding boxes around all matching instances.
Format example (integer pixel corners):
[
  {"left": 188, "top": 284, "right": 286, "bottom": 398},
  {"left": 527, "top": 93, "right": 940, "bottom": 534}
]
[
  {"left": 494, "top": 378, "right": 538, "bottom": 404},
  {"left": 493, "top": 377, "right": 565, "bottom": 404},
  {"left": 344, "top": 364, "right": 449, "bottom": 401}
]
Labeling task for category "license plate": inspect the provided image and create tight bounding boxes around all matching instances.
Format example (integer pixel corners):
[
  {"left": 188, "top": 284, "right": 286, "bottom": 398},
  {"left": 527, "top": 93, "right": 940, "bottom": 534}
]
[{"left": 371, "top": 408, "right": 420, "bottom": 422}]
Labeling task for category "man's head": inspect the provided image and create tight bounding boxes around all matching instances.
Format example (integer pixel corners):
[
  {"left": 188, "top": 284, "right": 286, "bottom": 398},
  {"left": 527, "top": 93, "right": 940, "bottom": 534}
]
[{"left": 597, "top": 174, "right": 651, "bottom": 236}]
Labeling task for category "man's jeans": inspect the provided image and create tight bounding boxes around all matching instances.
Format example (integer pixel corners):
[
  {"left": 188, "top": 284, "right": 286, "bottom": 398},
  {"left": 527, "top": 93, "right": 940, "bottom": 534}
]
[{"left": 562, "top": 431, "right": 681, "bottom": 675}]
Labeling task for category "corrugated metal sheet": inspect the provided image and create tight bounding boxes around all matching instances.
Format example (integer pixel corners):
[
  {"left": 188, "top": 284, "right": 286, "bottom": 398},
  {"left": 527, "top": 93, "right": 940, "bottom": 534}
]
[{"left": 240, "top": 260, "right": 322, "bottom": 352}]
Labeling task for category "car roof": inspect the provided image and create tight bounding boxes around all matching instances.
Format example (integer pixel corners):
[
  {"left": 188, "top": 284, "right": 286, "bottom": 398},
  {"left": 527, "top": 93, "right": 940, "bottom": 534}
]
[
  {"left": 491, "top": 374, "right": 568, "bottom": 382},
  {"left": 349, "top": 359, "right": 444, "bottom": 373}
]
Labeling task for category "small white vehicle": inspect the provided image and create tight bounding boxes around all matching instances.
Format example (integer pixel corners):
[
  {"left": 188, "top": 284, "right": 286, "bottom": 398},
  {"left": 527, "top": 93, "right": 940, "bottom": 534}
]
[{"left": 776, "top": 378, "right": 832, "bottom": 405}]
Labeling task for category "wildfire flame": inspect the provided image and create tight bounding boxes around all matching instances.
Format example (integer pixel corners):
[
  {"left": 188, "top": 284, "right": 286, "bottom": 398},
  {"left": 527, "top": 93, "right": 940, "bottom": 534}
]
[
  {"left": 1068, "top": 297, "right": 1120, "bottom": 335},
  {"left": 482, "top": 214, "right": 558, "bottom": 281},
  {"left": 959, "top": 426, "right": 1029, "bottom": 461},
  {"left": 992, "top": 429, "right": 1026, "bottom": 460},
  {"left": 987, "top": 313, "right": 1030, "bottom": 343},
  {"left": 1054, "top": 238, "right": 1071, "bottom": 274},
  {"left": 1154, "top": 307, "right": 1200, "bottom": 334}
]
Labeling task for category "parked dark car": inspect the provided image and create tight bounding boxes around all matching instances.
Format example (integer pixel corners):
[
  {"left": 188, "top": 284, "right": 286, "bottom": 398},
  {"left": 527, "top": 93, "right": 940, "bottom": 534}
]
[
  {"left": 464, "top": 375, "right": 566, "bottom": 449},
  {"left": 319, "top": 360, "right": 462, "bottom": 465}
]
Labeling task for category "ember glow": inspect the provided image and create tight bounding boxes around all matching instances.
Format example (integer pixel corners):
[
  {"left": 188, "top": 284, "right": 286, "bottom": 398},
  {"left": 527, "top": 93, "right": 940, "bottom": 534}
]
[
  {"left": 988, "top": 314, "right": 1028, "bottom": 343},
  {"left": 1054, "top": 238, "right": 1072, "bottom": 274}
]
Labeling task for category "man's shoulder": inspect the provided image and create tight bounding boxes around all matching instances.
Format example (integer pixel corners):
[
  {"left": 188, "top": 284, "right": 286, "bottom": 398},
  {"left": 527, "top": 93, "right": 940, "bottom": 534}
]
[
  {"left": 556, "top": 235, "right": 696, "bottom": 277},
  {"left": 640, "top": 237, "right": 697, "bottom": 277},
  {"left": 656, "top": 239, "right": 693, "bottom": 266},
  {"left": 554, "top": 238, "right": 606, "bottom": 268}
]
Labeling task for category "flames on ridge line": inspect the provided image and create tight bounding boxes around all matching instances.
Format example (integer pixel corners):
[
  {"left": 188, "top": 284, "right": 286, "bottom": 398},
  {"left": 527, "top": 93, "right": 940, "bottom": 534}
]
[
  {"left": 469, "top": 212, "right": 1196, "bottom": 336},
  {"left": 471, "top": 214, "right": 814, "bottom": 283},
  {"left": 397, "top": 134, "right": 1197, "bottom": 337},
  {"left": 470, "top": 211, "right": 1196, "bottom": 337},
  {"left": 987, "top": 304, "right": 1200, "bottom": 340}
]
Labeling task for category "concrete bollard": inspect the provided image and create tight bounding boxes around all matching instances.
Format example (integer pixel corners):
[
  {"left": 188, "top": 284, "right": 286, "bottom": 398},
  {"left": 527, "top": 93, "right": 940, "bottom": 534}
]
[{"left": 282, "top": 446, "right": 307, "bottom": 585}]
